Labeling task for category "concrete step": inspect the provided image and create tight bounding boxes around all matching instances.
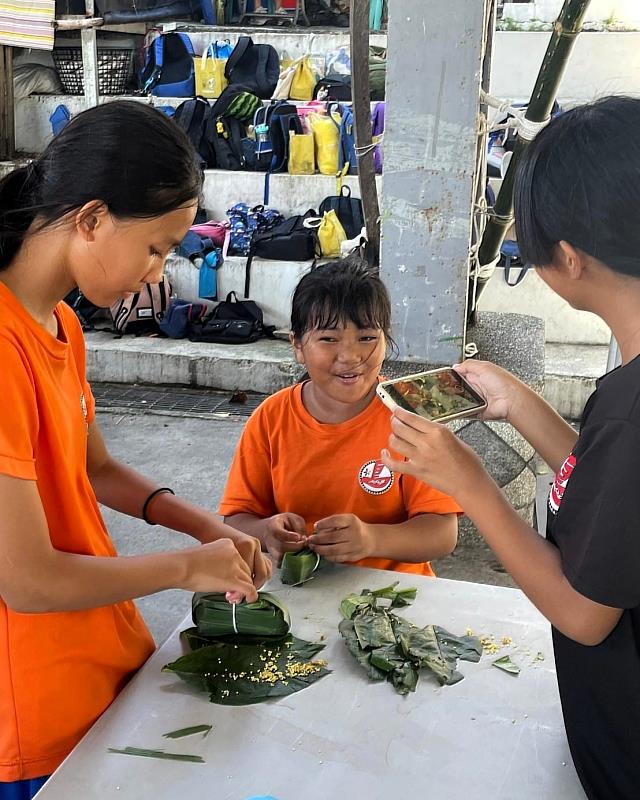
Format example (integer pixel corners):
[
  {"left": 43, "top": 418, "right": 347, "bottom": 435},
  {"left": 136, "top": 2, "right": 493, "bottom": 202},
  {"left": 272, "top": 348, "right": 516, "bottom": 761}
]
[{"left": 84, "top": 332, "right": 610, "bottom": 418}]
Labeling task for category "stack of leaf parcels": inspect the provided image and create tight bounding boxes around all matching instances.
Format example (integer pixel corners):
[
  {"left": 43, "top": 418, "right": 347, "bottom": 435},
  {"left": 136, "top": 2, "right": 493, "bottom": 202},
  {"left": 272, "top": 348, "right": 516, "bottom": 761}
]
[
  {"left": 339, "top": 583, "right": 482, "bottom": 695},
  {"left": 280, "top": 549, "right": 321, "bottom": 586},
  {"left": 192, "top": 592, "right": 292, "bottom": 639},
  {"left": 162, "top": 592, "right": 330, "bottom": 705}
]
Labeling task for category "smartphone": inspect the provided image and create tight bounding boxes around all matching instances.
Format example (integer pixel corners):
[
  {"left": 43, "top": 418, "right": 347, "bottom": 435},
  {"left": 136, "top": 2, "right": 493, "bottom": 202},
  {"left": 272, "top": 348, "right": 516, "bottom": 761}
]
[{"left": 376, "top": 367, "right": 487, "bottom": 423}]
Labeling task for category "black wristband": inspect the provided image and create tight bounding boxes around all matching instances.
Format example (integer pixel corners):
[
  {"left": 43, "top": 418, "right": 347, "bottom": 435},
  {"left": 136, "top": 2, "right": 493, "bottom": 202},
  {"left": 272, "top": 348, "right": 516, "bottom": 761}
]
[{"left": 142, "top": 487, "right": 175, "bottom": 525}]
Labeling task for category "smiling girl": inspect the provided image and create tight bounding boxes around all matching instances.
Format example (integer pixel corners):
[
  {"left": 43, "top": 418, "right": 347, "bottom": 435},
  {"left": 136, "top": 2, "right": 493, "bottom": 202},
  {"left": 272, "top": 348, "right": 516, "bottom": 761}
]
[{"left": 220, "top": 256, "right": 459, "bottom": 572}]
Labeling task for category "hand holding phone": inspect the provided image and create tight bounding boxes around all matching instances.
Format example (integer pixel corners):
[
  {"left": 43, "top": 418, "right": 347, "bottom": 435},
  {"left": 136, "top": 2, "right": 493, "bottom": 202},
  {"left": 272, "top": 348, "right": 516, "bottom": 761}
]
[{"left": 377, "top": 367, "right": 487, "bottom": 423}]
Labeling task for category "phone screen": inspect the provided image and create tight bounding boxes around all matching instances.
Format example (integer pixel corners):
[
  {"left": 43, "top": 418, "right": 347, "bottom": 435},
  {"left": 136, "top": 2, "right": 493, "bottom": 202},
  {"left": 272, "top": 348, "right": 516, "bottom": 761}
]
[{"left": 382, "top": 369, "right": 485, "bottom": 421}]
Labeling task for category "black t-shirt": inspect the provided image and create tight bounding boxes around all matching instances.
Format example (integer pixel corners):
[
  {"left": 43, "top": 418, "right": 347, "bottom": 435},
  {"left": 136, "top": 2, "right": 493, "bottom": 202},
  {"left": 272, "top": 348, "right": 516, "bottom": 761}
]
[{"left": 547, "top": 355, "right": 640, "bottom": 800}]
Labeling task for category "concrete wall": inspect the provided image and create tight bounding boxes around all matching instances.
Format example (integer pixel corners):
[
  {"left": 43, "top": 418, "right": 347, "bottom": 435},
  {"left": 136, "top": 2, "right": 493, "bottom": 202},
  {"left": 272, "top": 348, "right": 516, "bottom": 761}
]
[{"left": 491, "top": 31, "right": 640, "bottom": 104}]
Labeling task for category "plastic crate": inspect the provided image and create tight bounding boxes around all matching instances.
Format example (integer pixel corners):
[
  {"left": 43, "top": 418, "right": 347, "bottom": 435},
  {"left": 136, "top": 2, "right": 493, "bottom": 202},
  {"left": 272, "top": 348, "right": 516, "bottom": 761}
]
[{"left": 52, "top": 47, "right": 134, "bottom": 95}]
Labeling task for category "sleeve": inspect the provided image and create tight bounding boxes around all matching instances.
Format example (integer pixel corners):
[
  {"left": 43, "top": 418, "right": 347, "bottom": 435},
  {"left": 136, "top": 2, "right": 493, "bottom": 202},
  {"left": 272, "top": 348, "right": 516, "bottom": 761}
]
[
  {"left": 61, "top": 302, "right": 96, "bottom": 424},
  {"left": 0, "top": 340, "right": 39, "bottom": 480},
  {"left": 217, "top": 406, "right": 278, "bottom": 518},
  {"left": 401, "top": 473, "right": 463, "bottom": 517},
  {"left": 556, "top": 419, "right": 640, "bottom": 609}
]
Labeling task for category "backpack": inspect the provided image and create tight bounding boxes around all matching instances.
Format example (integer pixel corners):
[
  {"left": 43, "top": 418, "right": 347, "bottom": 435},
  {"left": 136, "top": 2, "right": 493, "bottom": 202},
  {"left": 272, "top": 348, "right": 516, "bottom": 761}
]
[
  {"left": 64, "top": 289, "right": 103, "bottom": 330},
  {"left": 159, "top": 298, "right": 208, "bottom": 339},
  {"left": 173, "top": 97, "right": 217, "bottom": 168},
  {"left": 251, "top": 101, "right": 303, "bottom": 202},
  {"left": 210, "top": 84, "right": 262, "bottom": 122},
  {"left": 140, "top": 32, "right": 195, "bottom": 97},
  {"left": 328, "top": 102, "right": 356, "bottom": 175},
  {"left": 226, "top": 203, "right": 283, "bottom": 256},
  {"left": 319, "top": 186, "right": 365, "bottom": 240},
  {"left": 188, "top": 292, "right": 266, "bottom": 344},
  {"left": 224, "top": 36, "right": 279, "bottom": 99},
  {"left": 313, "top": 76, "right": 351, "bottom": 102},
  {"left": 369, "top": 47, "right": 387, "bottom": 101},
  {"left": 244, "top": 211, "right": 318, "bottom": 297},
  {"left": 211, "top": 114, "right": 246, "bottom": 170},
  {"left": 110, "top": 277, "right": 171, "bottom": 335},
  {"left": 371, "top": 101, "right": 385, "bottom": 174}
]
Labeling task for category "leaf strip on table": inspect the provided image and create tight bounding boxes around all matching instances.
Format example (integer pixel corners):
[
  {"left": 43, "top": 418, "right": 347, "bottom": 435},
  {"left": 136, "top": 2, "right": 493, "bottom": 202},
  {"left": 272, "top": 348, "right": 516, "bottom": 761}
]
[
  {"left": 108, "top": 747, "right": 205, "bottom": 763},
  {"left": 162, "top": 724, "right": 212, "bottom": 739}
]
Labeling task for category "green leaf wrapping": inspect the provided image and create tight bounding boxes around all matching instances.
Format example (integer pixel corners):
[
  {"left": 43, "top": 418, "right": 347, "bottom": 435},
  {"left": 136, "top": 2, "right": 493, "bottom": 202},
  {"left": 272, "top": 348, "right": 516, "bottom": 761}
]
[
  {"left": 192, "top": 592, "right": 291, "bottom": 639},
  {"left": 163, "top": 635, "right": 331, "bottom": 705},
  {"left": 280, "top": 549, "right": 322, "bottom": 586},
  {"left": 108, "top": 747, "right": 204, "bottom": 763},
  {"left": 338, "top": 586, "right": 483, "bottom": 695}
]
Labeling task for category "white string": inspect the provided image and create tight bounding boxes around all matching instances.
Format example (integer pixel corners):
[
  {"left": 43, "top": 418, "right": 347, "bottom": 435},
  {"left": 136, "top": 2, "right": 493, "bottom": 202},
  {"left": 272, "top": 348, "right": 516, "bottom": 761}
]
[
  {"left": 231, "top": 600, "right": 239, "bottom": 635},
  {"left": 355, "top": 133, "right": 384, "bottom": 159},
  {"left": 480, "top": 90, "right": 551, "bottom": 141}
]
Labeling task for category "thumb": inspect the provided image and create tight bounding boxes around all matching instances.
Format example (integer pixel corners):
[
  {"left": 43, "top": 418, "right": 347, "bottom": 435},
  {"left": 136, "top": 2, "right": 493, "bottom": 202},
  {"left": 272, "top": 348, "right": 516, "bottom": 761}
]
[{"left": 381, "top": 448, "right": 415, "bottom": 478}]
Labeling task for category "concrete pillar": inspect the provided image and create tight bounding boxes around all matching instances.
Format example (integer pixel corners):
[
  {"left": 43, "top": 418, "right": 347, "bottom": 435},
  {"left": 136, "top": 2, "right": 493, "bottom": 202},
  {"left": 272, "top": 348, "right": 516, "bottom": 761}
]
[{"left": 380, "top": 0, "right": 493, "bottom": 364}]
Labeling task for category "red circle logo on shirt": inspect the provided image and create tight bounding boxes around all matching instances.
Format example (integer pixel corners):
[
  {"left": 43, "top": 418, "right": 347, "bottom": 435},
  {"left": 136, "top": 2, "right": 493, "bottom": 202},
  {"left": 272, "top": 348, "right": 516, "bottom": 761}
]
[{"left": 359, "top": 460, "right": 394, "bottom": 495}]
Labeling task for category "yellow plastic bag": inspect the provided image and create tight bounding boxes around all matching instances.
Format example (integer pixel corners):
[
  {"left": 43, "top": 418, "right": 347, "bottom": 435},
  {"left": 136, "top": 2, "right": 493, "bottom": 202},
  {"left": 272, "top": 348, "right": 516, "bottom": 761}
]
[
  {"left": 318, "top": 210, "right": 347, "bottom": 257},
  {"left": 289, "top": 55, "right": 316, "bottom": 101},
  {"left": 194, "top": 47, "right": 228, "bottom": 99},
  {"left": 288, "top": 131, "right": 315, "bottom": 175},
  {"left": 309, "top": 112, "right": 340, "bottom": 176}
]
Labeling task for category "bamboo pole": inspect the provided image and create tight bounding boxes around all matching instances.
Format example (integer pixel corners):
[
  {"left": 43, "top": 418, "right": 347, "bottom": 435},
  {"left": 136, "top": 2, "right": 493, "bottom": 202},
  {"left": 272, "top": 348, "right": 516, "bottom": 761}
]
[
  {"left": 469, "top": 0, "right": 591, "bottom": 315},
  {"left": 350, "top": 0, "right": 381, "bottom": 267}
]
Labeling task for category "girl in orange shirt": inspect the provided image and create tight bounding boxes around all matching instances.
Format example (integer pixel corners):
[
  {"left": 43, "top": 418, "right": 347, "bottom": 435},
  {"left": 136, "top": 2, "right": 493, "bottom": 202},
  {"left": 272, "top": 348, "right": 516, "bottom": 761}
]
[
  {"left": 0, "top": 101, "right": 270, "bottom": 799},
  {"left": 220, "top": 256, "right": 460, "bottom": 573}
]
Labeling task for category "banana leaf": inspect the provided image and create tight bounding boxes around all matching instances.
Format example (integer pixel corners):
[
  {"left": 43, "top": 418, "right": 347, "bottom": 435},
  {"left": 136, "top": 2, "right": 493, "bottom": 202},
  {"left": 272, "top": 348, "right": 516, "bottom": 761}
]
[
  {"left": 163, "top": 634, "right": 330, "bottom": 705},
  {"left": 340, "top": 583, "right": 418, "bottom": 620},
  {"left": 434, "top": 626, "right": 483, "bottom": 663},
  {"left": 108, "top": 747, "right": 204, "bottom": 763},
  {"left": 338, "top": 619, "right": 386, "bottom": 681},
  {"left": 192, "top": 592, "right": 291, "bottom": 640},
  {"left": 280, "top": 549, "right": 322, "bottom": 586},
  {"left": 353, "top": 609, "right": 396, "bottom": 649},
  {"left": 492, "top": 655, "right": 520, "bottom": 676},
  {"left": 339, "top": 586, "right": 482, "bottom": 695}
]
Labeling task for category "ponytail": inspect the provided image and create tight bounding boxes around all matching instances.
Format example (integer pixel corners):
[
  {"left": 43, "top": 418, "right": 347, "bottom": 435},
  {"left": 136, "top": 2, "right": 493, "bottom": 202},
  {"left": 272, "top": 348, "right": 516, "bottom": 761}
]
[{"left": 0, "top": 163, "right": 39, "bottom": 270}]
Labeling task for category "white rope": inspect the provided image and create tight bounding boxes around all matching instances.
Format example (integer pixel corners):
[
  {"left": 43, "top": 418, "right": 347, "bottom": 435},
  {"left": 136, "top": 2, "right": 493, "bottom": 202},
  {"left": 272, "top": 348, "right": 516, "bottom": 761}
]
[
  {"left": 231, "top": 600, "right": 239, "bottom": 635},
  {"left": 355, "top": 134, "right": 384, "bottom": 159},
  {"left": 480, "top": 89, "right": 551, "bottom": 141}
]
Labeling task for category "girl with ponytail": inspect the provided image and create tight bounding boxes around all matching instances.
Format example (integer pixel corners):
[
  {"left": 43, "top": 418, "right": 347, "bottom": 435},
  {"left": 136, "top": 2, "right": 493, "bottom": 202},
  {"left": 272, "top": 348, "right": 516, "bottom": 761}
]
[{"left": 0, "top": 101, "right": 270, "bottom": 799}]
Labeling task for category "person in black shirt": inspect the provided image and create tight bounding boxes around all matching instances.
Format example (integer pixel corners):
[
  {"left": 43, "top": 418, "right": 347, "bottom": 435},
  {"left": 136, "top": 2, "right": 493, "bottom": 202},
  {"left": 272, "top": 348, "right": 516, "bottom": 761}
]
[{"left": 381, "top": 95, "right": 640, "bottom": 800}]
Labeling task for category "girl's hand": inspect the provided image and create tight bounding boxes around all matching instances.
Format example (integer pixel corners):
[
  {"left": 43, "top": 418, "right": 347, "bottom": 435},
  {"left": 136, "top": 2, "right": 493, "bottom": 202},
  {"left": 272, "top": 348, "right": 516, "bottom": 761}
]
[
  {"left": 194, "top": 521, "right": 272, "bottom": 589},
  {"left": 307, "top": 514, "right": 374, "bottom": 563},
  {"left": 264, "top": 512, "right": 308, "bottom": 565},
  {"left": 382, "top": 407, "right": 489, "bottom": 501},
  {"left": 181, "top": 538, "right": 259, "bottom": 602},
  {"left": 453, "top": 360, "right": 520, "bottom": 421}
]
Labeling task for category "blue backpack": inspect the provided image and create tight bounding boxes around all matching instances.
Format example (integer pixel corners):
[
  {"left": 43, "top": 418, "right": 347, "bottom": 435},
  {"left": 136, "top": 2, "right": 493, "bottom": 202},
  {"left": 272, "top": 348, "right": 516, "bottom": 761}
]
[
  {"left": 329, "top": 102, "right": 357, "bottom": 175},
  {"left": 140, "top": 32, "right": 195, "bottom": 97}
]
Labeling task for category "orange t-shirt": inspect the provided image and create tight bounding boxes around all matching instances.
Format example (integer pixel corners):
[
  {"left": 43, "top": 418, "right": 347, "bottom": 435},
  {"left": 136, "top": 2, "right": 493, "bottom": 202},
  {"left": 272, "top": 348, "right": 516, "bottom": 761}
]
[
  {"left": 0, "top": 283, "right": 155, "bottom": 782},
  {"left": 218, "top": 383, "right": 461, "bottom": 576}
]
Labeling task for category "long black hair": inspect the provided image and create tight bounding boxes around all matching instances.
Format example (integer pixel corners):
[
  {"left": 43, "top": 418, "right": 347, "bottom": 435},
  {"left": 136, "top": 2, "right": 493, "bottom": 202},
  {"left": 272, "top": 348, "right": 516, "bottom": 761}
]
[
  {"left": 0, "top": 100, "right": 202, "bottom": 270},
  {"left": 291, "top": 254, "right": 395, "bottom": 349},
  {"left": 514, "top": 95, "right": 640, "bottom": 276}
]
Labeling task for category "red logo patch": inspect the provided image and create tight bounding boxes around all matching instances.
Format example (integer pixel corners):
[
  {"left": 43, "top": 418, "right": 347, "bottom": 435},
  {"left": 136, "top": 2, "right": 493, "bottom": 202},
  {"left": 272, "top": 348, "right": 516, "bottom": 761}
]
[
  {"left": 548, "top": 454, "right": 576, "bottom": 514},
  {"left": 359, "top": 460, "right": 394, "bottom": 495}
]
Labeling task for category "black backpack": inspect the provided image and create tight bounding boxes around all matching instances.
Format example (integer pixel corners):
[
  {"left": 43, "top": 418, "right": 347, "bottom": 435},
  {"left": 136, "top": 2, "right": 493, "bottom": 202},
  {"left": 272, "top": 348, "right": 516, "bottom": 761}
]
[
  {"left": 64, "top": 289, "right": 103, "bottom": 330},
  {"left": 211, "top": 114, "right": 246, "bottom": 170},
  {"left": 225, "top": 36, "right": 279, "bottom": 99},
  {"left": 173, "top": 97, "right": 217, "bottom": 168},
  {"left": 313, "top": 76, "right": 351, "bottom": 102},
  {"left": 319, "top": 186, "right": 365, "bottom": 240},
  {"left": 244, "top": 211, "right": 319, "bottom": 297},
  {"left": 188, "top": 292, "right": 266, "bottom": 344}
]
